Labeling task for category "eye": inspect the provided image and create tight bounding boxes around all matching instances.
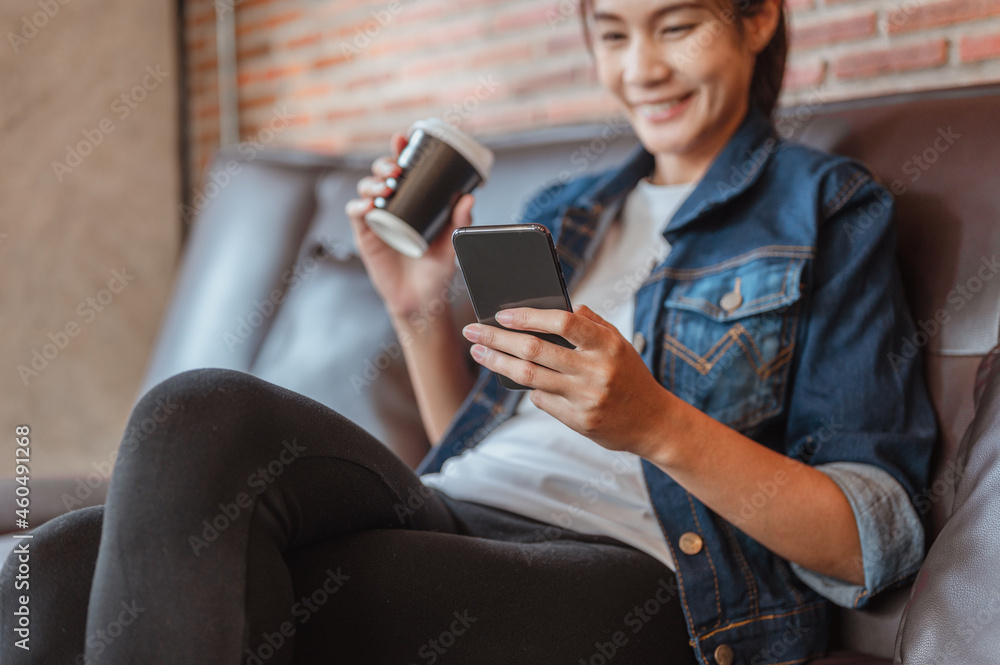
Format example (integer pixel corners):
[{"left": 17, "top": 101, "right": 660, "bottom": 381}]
[
  {"left": 599, "top": 31, "right": 626, "bottom": 42},
  {"left": 659, "top": 24, "right": 696, "bottom": 37}
]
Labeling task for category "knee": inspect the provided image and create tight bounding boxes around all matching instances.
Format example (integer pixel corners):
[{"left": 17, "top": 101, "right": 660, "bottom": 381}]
[
  {"left": 122, "top": 368, "right": 266, "bottom": 453},
  {"left": 1, "top": 506, "right": 103, "bottom": 601}
]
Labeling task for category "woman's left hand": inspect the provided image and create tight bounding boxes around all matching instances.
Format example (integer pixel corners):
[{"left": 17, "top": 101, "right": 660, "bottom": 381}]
[{"left": 461, "top": 305, "right": 673, "bottom": 458}]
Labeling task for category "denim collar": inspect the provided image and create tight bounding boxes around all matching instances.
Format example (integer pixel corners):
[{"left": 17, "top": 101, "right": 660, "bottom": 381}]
[{"left": 567, "top": 104, "right": 778, "bottom": 240}]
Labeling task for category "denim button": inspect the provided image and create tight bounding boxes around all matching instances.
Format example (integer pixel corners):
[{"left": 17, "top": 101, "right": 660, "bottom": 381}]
[
  {"left": 714, "top": 644, "right": 734, "bottom": 665},
  {"left": 679, "top": 532, "right": 703, "bottom": 555},
  {"left": 720, "top": 276, "right": 743, "bottom": 313},
  {"left": 632, "top": 331, "right": 646, "bottom": 353}
]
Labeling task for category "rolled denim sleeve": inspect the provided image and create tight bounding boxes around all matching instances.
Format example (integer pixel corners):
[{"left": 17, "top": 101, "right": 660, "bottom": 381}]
[
  {"left": 790, "top": 461, "right": 925, "bottom": 608},
  {"left": 782, "top": 162, "right": 936, "bottom": 609}
]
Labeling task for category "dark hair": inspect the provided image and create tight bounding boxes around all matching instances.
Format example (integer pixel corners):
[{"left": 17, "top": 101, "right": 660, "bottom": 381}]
[{"left": 579, "top": 0, "right": 788, "bottom": 119}]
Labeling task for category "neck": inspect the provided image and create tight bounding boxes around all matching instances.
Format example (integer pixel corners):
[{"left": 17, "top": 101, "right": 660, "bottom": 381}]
[{"left": 648, "top": 103, "right": 749, "bottom": 186}]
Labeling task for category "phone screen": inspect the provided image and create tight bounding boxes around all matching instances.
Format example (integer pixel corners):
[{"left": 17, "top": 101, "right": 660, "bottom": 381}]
[{"left": 453, "top": 224, "right": 574, "bottom": 390}]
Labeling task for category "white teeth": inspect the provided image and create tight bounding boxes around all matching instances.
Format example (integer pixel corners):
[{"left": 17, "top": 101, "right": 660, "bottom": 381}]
[{"left": 637, "top": 95, "right": 688, "bottom": 117}]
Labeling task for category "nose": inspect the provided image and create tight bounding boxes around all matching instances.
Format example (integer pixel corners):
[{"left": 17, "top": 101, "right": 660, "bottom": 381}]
[{"left": 622, "top": 34, "right": 671, "bottom": 87}]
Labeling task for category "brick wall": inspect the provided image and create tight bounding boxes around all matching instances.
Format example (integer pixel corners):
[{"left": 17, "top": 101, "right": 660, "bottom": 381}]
[{"left": 183, "top": 0, "right": 1000, "bottom": 186}]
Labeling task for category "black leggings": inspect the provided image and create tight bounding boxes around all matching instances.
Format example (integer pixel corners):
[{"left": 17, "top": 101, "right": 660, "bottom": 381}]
[{"left": 1, "top": 368, "right": 697, "bottom": 665}]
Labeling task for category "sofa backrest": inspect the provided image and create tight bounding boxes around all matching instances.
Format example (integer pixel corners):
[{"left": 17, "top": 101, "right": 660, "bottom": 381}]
[{"left": 786, "top": 83, "right": 1000, "bottom": 541}]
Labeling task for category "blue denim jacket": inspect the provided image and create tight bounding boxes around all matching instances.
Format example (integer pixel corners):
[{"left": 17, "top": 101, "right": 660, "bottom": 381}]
[{"left": 416, "top": 104, "right": 937, "bottom": 664}]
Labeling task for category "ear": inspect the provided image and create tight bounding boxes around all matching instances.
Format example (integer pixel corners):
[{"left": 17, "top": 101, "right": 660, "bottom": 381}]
[{"left": 745, "top": 0, "right": 783, "bottom": 56}]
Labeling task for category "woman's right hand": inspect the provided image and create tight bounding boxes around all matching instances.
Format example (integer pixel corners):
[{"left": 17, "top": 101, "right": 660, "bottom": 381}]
[{"left": 345, "top": 131, "right": 475, "bottom": 322}]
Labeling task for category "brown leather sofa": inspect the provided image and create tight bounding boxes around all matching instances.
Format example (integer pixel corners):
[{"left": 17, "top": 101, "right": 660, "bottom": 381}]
[{"left": 2, "top": 82, "right": 998, "bottom": 663}]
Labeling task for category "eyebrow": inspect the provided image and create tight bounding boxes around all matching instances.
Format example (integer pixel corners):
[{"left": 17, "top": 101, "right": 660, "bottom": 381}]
[{"left": 591, "top": 2, "right": 705, "bottom": 22}]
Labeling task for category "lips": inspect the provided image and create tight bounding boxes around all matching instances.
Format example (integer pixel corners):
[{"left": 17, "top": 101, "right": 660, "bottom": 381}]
[{"left": 635, "top": 92, "right": 694, "bottom": 118}]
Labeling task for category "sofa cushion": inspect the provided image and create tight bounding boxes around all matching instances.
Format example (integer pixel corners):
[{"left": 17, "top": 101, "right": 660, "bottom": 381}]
[{"left": 892, "top": 346, "right": 1000, "bottom": 664}]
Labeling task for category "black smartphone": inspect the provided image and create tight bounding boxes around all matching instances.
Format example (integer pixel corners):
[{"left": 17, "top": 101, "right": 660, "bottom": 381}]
[{"left": 452, "top": 224, "right": 575, "bottom": 391}]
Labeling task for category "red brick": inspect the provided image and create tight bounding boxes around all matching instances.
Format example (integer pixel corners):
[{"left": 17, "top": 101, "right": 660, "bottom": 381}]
[
  {"left": 783, "top": 60, "right": 827, "bottom": 90},
  {"left": 325, "top": 107, "right": 368, "bottom": 121},
  {"left": 887, "top": 0, "right": 1000, "bottom": 34},
  {"left": 238, "top": 64, "right": 300, "bottom": 86},
  {"left": 292, "top": 83, "right": 333, "bottom": 99},
  {"left": 544, "top": 93, "right": 622, "bottom": 124},
  {"left": 494, "top": 4, "right": 560, "bottom": 32},
  {"left": 790, "top": 12, "right": 876, "bottom": 49},
  {"left": 193, "top": 57, "right": 218, "bottom": 74},
  {"left": 239, "top": 0, "right": 283, "bottom": 10},
  {"left": 343, "top": 70, "right": 396, "bottom": 90},
  {"left": 465, "top": 104, "right": 543, "bottom": 135},
  {"left": 283, "top": 32, "right": 323, "bottom": 50},
  {"left": 960, "top": 30, "right": 1000, "bottom": 60},
  {"left": 195, "top": 103, "right": 220, "bottom": 120},
  {"left": 545, "top": 30, "right": 587, "bottom": 55},
  {"left": 402, "top": 53, "right": 461, "bottom": 78},
  {"left": 236, "top": 10, "right": 304, "bottom": 37},
  {"left": 185, "top": 7, "right": 215, "bottom": 28},
  {"left": 237, "top": 43, "right": 271, "bottom": 61},
  {"left": 833, "top": 39, "right": 948, "bottom": 79},
  {"left": 469, "top": 41, "right": 534, "bottom": 68},
  {"left": 381, "top": 93, "right": 437, "bottom": 113},
  {"left": 511, "top": 67, "right": 578, "bottom": 96},
  {"left": 239, "top": 94, "right": 278, "bottom": 112},
  {"left": 312, "top": 53, "right": 351, "bottom": 69},
  {"left": 392, "top": 0, "right": 449, "bottom": 25}
]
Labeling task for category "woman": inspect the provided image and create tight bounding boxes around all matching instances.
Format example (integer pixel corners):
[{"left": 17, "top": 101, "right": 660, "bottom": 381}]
[{"left": 2, "top": 0, "right": 936, "bottom": 663}]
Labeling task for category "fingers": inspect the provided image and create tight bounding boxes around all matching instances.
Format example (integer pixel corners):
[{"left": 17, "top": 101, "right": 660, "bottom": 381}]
[
  {"left": 469, "top": 342, "right": 566, "bottom": 394},
  {"left": 424, "top": 193, "right": 474, "bottom": 261},
  {"left": 463, "top": 323, "right": 573, "bottom": 377},
  {"left": 345, "top": 132, "right": 407, "bottom": 226},
  {"left": 495, "top": 307, "right": 599, "bottom": 349}
]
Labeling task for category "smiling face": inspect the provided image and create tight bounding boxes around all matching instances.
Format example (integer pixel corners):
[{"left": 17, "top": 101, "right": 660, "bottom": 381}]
[{"left": 585, "top": 0, "right": 780, "bottom": 185}]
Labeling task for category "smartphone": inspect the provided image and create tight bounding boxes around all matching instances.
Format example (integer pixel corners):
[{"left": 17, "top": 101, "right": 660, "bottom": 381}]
[{"left": 452, "top": 224, "right": 574, "bottom": 391}]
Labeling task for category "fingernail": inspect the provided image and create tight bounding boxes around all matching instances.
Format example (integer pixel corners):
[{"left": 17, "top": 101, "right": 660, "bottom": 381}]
[
  {"left": 496, "top": 310, "right": 513, "bottom": 325},
  {"left": 462, "top": 324, "right": 480, "bottom": 342},
  {"left": 471, "top": 345, "right": 486, "bottom": 361}
]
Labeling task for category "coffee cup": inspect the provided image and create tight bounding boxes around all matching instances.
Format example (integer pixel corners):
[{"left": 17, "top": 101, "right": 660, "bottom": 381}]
[{"left": 364, "top": 117, "right": 494, "bottom": 258}]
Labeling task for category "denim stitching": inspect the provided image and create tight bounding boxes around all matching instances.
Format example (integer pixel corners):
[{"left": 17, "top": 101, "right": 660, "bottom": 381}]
[
  {"left": 686, "top": 492, "right": 724, "bottom": 623},
  {"left": 648, "top": 246, "right": 814, "bottom": 281},
  {"left": 721, "top": 521, "right": 760, "bottom": 615},
  {"left": 822, "top": 170, "right": 870, "bottom": 220},
  {"left": 696, "top": 601, "right": 826, "bottom": 640}
]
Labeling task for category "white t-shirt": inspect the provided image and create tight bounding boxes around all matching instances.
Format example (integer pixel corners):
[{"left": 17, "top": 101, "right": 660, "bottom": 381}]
[{"left": 420, "top": 176, "right": 698, "bottom": 570}]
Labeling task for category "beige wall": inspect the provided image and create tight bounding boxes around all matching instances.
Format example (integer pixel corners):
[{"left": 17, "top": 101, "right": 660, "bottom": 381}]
[{"left": 1, "top": 0, "right": 180, "bottom": 477}]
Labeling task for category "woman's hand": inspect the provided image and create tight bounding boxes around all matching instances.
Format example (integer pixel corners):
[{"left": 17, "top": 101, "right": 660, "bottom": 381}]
[
  {"left": 345, "top": 131, "right": 475, "bottom": 321},
  {"left": 461, "top": 305, "right": 673, "bottom": 457}
]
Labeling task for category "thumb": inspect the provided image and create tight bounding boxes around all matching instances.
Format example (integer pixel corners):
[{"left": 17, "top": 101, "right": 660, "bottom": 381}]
[{"left": 425, "top": 193, "right": 474, "bottom": 261}]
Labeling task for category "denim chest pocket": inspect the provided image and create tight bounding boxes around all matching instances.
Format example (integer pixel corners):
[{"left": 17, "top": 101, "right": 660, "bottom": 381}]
[{"left": 659, "top": 255, "right": 807, "bottom": 432}]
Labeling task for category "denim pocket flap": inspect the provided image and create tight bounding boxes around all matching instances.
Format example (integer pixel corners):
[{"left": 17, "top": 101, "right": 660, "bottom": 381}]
[{"left": 664, "top": 256, "right": 806, "bottom": 322}]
